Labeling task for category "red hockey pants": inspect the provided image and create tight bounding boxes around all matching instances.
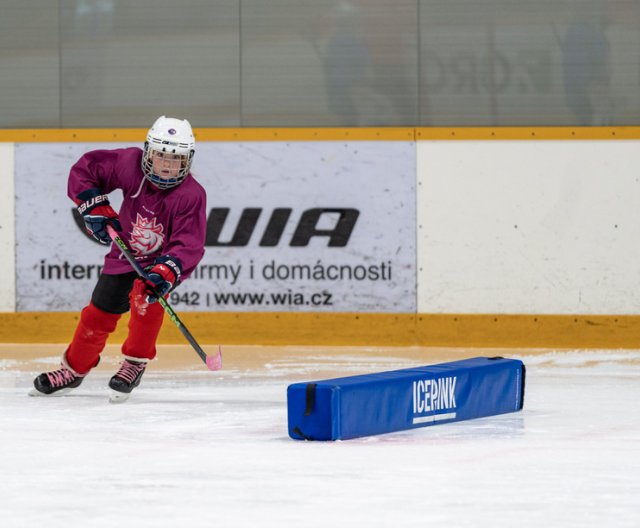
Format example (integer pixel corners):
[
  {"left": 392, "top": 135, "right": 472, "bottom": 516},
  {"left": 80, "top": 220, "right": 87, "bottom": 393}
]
[{"left": 65, "top": 281, "right": 165, "bottom": 374}]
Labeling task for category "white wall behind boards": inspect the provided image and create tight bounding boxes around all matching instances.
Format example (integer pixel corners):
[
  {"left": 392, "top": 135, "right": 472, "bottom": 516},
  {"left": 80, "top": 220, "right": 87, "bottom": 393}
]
[
  {"left": 417, "top": 140, "right": 640, "bottom": 314},
  {"left": 0, "top": 143, "right": 15, "bottom": 311}
]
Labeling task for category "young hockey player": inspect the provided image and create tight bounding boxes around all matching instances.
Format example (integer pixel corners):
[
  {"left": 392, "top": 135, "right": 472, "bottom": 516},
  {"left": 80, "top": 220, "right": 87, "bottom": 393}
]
[{"left": 31, "top": 116, "right": 207, "bottom": 402}]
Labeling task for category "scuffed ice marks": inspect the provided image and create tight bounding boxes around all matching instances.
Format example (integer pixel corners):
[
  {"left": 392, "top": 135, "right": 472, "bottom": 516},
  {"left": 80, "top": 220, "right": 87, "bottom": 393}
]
[
  {"left": 512, "top": 349, "right": 640, "bottom": 373},
  {"left": 0, "top": 349, "right": 639, "bottom": 527}
]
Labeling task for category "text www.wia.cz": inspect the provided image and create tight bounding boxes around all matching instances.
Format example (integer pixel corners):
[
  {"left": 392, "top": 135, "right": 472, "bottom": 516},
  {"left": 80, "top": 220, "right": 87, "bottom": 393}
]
[{"left": 169, "top": 290, "right": 334, "bottom": 307}]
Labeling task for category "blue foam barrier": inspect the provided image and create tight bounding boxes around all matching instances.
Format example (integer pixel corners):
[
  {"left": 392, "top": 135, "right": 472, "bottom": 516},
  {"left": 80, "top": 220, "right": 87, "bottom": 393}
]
[{"left": 287, "top": 356, "right": 525, "bottom": 441}]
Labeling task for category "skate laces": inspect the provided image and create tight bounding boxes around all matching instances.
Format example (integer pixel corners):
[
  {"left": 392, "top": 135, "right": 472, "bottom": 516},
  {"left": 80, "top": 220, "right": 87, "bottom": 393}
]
[
  {"left": 116, "top": 360, "right": 146, "bottom": 384},
  {"left": 46, "top": 367, "right": 77, "bottom": 388}
]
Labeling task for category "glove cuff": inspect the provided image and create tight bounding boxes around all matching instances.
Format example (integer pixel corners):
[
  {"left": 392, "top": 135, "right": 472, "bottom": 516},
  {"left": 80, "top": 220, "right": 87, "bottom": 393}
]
[
  {"left": 154, "top": 255, "right": 182, "bottom": 284},
  {"left": 76, "top": 188, "right": 110, "bottom": 216}
]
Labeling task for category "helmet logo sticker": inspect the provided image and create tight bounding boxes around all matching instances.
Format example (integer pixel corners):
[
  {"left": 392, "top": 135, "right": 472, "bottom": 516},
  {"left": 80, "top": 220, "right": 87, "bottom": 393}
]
[
  {"left": 168, "top": 128, "right": 176, "bottom": 135},
  {"left": 129, "top": 213, "right": 164, "bottom": 256}
]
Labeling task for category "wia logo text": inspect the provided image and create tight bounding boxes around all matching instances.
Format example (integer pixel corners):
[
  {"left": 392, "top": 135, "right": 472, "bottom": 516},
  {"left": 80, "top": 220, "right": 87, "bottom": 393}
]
[{"left": 73, "top": 207, "right": 359, "bottom": 247}]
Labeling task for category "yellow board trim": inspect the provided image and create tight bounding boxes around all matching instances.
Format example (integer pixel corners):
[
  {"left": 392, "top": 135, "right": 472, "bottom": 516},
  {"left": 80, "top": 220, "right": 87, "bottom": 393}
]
[
  {"left": 2, "top": 126, "right": 640, "bottom": 143},
  {"left": 0, "top": 127, "right": 415, "bottom": 143},
  {"left": 414, "top": 126, "right": 640, "bottom": 140},
  {"left": 0, "top": 312, "right": 638, "bottom": 349}
]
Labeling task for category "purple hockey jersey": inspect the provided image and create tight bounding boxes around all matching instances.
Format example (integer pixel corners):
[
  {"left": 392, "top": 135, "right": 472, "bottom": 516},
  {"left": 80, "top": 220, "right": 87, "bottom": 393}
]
[{"left": 68, "top": 147, "right": 207, "bottom": 280}]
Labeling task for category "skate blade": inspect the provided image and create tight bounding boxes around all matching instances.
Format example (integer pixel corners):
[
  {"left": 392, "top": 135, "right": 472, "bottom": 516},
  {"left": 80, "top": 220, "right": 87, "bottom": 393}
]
[
  {"left": 109, "top": 390, "right": 131, "bottom": 404},
  {"left": 28, "top": 387, "right": 75, "bottom": 397}
]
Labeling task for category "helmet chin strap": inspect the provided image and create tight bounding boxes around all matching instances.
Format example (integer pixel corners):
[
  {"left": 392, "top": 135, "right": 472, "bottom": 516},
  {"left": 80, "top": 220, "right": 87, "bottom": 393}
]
[
  {"left": 131, "top": 176, "right": 146, "bottom": 199},
  {"left": 149, "top": 172, "right": 181, "bottom": 189},
  {"left": 132, "top": 171, "right": 180, "bottom": 197}
]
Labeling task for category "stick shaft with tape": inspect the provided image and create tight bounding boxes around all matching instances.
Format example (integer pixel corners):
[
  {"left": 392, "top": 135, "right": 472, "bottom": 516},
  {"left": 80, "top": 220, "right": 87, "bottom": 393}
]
[{"left": 106, "top": 224, "right": 222, "bottom": 371}]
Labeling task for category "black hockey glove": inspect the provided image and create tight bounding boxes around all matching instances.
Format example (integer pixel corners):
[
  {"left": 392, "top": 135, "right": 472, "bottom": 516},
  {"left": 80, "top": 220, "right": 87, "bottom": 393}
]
[
  {"left": 75, "top": 188, "right": 122, "bottom": 245},
  {"left": 143, "top": 256, "right": 182, "bottom": 303}
]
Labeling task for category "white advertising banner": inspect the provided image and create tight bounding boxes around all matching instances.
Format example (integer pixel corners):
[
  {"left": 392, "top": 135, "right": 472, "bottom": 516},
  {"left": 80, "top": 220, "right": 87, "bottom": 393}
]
[{"left": 15, "top": 142, "right": 416, "bottom": 312}]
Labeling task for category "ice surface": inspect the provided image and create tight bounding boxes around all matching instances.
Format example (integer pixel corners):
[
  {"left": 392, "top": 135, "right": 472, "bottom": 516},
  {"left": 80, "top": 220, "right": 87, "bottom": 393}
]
[{"left": 1, "top": 349, "right": 639, "bottom": 528}]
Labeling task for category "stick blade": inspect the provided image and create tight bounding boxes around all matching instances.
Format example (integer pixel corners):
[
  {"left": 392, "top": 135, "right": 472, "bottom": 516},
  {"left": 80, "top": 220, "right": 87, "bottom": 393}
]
[{"left": 206, "top": 345, "right": 223, "bottom": 371}]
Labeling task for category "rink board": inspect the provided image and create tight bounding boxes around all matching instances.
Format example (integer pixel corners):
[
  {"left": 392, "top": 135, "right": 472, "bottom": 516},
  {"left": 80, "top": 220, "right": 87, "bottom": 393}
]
[{"left": 288, "top": 357, "right": 525, "bottom": 440}]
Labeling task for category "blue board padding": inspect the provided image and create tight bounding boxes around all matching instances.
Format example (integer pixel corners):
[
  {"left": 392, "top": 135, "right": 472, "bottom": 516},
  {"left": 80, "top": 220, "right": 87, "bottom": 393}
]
[{"left": 287, "top": 356, "right": 525, "bottom": 441}]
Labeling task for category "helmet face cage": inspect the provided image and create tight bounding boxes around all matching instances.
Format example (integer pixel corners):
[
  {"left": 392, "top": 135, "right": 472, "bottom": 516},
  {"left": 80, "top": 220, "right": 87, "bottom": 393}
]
[{"left": 141, "top": 116, "right": 195, "bottom": 190}]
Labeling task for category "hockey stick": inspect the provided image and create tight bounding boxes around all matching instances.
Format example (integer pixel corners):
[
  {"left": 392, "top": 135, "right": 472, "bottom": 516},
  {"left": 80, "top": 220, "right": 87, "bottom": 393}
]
[{"left": 106, "top": 224, "right": 222, "bottom": 371}]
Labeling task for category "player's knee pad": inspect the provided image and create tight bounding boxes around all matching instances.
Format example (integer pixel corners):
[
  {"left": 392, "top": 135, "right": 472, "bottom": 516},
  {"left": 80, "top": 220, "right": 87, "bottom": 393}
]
[{"left": 81, "top": 301, "right": 121, "bottom": 333}]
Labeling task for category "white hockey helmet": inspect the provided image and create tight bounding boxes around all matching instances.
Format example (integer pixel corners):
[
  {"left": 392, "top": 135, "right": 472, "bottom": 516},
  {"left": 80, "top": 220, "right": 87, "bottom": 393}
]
[{"left": 142, "top": 116, "right": 195, "bottom": 189}]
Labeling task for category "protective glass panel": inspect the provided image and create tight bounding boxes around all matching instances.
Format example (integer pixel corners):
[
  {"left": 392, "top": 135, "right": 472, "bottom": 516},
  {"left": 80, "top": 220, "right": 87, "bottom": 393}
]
[
  {"left": 0, "top": 1, "right": 60, "bottom": 127},
  {"left": 1, "top": 0, "right": 639, "bottom": 127},
  {"left": 241, "top": 0, "right": 419, "bottom": 126},
  {"left": 419, "top": 0, "right": 640, "bottom": 126},
  {"left": 59, "top": 0, "right": 240, "bottom": 127}
]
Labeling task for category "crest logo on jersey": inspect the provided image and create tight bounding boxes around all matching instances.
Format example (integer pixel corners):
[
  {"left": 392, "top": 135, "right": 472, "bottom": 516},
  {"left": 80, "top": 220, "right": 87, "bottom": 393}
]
[{"left": 129, "top": 214, "right": 164, "bottom": 255}]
